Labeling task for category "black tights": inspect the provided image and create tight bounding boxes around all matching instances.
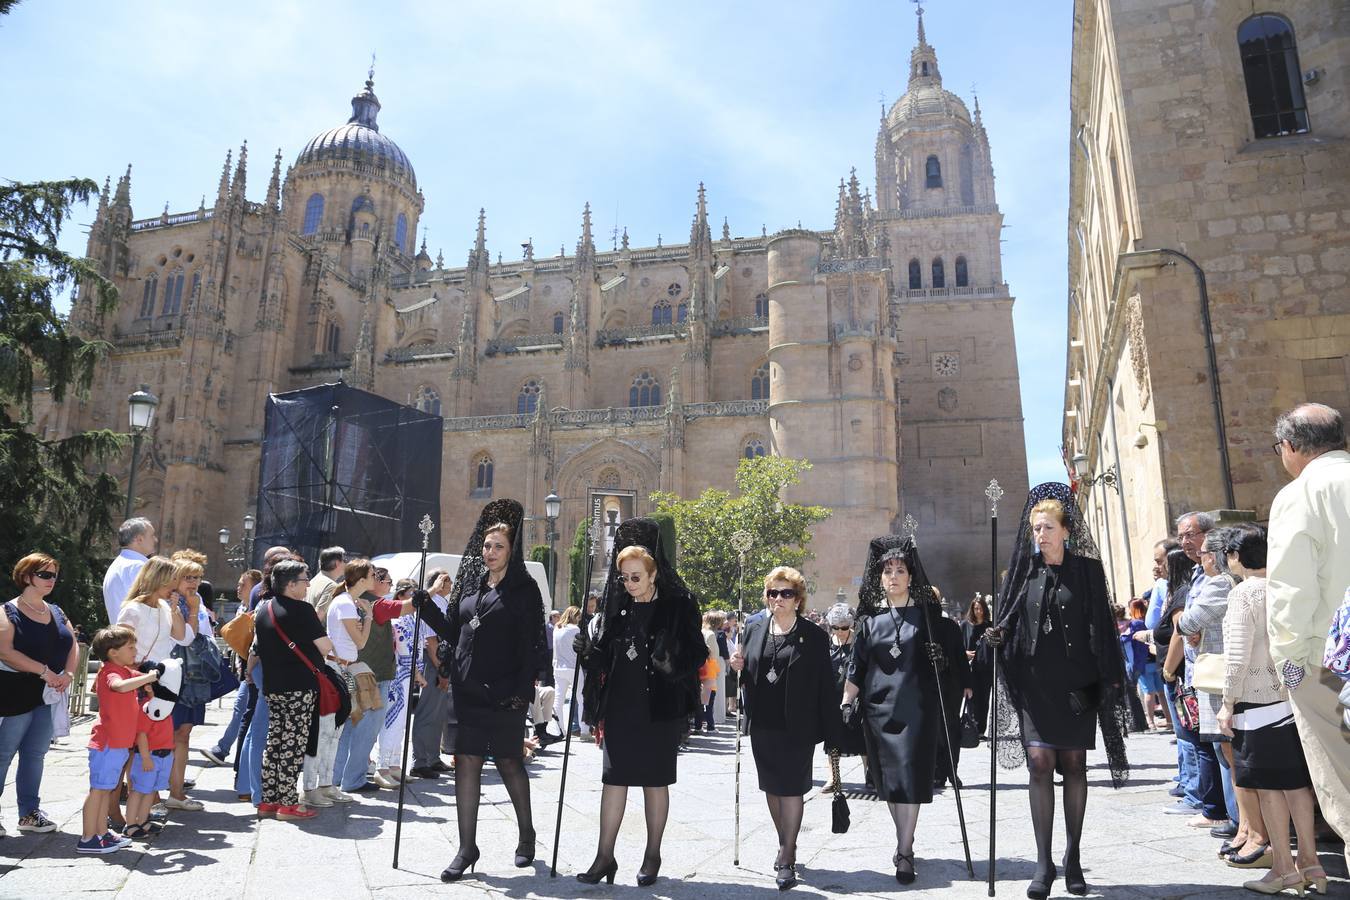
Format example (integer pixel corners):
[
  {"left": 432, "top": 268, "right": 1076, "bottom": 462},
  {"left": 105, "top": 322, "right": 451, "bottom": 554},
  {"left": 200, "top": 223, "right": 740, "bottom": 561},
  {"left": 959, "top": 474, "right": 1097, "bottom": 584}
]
[
  {"left": 765, "top": 793, "right": 805, "bottom": 866},
  {"left": 1026, "top": 747, "right": 1087, "bottom": 879},
  {"left": 587, "top": 785, "right": 670, "bottom": 873},
  {"left": 452, "top": 753, "right": 534, "bottom": 859}
]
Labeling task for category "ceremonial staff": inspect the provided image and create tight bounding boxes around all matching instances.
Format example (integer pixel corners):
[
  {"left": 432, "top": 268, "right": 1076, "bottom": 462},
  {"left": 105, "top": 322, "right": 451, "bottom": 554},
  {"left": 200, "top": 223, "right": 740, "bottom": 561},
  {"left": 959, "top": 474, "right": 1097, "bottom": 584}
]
[
  {"left": 729, "top": 529, "right": 753, "bottom": 868},
  {"left": 906, "top": 514, "right": 974, "bottom": 879},
  {"left": 985, "top": 478, "right": 1003, "bottom": 896},
  {"left": 393, "top": 513, "right": 435, "bottom": 869},
  {"left": 550, "top": 521, "right": 599, "bottom": 877}
]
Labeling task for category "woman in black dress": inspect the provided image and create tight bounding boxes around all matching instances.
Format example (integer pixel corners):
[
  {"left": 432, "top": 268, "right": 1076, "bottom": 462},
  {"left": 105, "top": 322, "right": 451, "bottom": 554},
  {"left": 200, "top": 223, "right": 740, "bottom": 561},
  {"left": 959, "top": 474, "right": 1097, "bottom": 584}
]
[
  {"left": 414, "top": 499, "right": 548, "bottom": 882},
  {"left": 842, "top": 535, "right": 947, "bottom": 885},
  {"left": 576, "top": 518, "right": 705, "bottom": 886},
  {"left": 730, "top": 566, "right": 838, "bottom": 891},
  {"left": 822, "top": 602, "right": 866, "bottom": 793},
  {"left": 984, "top": 483, "right": 1129, "bottom": 899},
  {"left": 962, "top": 595, "right": 993, "bottom": 738}
]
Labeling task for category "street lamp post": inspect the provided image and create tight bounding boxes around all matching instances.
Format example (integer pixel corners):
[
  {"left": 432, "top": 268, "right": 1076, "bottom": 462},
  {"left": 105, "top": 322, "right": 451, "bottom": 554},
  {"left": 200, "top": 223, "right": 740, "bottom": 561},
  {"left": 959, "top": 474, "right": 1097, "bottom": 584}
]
[
  {"left": 1070, "top": 451, "right": 1119, "bottom": 494},
  {"left": 219, "top": 513, "right": 259, "bottom": 570},
  {"left": 124, "top": 385, "right": 159, "bottom": 520},
  {"left": 544, "top": 490, "right": 561, "bottom": 606}
]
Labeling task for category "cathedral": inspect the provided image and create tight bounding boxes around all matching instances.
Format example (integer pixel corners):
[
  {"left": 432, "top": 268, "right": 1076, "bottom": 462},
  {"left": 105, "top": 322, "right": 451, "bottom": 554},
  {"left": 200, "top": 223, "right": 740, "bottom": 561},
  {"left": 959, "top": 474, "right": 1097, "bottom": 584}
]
[{"left": 42, "top": 11, "right": 1028, "bottom": 607}]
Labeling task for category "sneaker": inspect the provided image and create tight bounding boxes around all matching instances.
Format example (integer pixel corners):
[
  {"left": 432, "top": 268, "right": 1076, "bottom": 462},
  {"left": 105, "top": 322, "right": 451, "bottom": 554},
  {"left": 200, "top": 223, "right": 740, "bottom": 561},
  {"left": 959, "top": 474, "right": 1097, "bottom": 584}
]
[
  {"left": 100, "top": 831, "right": 133, "bottom": 850},
  {"left": 17, "top": 811, "right": 57, "bottom": 833},
  {"left": 162, "top": 797, "right": 204, "bottom": 812},
  {"left": 303, "top": 789, "right": 334, "bottom": 808},
  {"left": 325, "top": 788, "right": 356, "bottom": 804},
  {"left": 77, "top": 835, "right": 118, "bottom": 854},
  {"left": 199, "top": 747, "right": 228, "bottom": 767},
  {"left": 1168, "top": 784, "right": 1186, "bottom": 797},
  {"left": 1162, "top": 801, "right": 1200, "bottom": 815}
]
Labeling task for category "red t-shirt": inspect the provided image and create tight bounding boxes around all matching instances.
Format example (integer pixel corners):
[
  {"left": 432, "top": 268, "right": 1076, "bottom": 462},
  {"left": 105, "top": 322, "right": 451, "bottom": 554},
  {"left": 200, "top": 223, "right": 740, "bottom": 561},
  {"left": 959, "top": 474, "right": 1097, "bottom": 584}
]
[
  {"left": 89, "top": 663, "right": 140, "bottom": 750},
  {"left": 136, "top": 703, "right": 174, "bottom": 751}
]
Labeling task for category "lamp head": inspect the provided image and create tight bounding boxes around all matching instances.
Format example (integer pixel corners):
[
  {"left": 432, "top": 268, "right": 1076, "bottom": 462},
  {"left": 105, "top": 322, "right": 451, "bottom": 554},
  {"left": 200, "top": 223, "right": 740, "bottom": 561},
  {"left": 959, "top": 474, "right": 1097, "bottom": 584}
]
[
  {"left": 1070, "top": 451, "right": 1090, "bottom": 480},
  {"left": 127, "top": 384, "right": 159, "bottom": 432},
  {"left": 243, "top": 514, "right": 255, "bottom": 533},
  {"left": 545, "top": 491, "right": 561, "bottom": 520},
  {"left": 218, "top": 528, "right": 230, "bottom": 545}
]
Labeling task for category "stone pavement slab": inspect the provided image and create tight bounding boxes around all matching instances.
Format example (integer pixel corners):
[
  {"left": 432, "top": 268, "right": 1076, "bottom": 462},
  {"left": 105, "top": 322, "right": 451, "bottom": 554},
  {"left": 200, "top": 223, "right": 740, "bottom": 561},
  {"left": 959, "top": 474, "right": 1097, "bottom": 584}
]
[{"left": 1, "top": 705, "right": 1345, "bottom": 897}]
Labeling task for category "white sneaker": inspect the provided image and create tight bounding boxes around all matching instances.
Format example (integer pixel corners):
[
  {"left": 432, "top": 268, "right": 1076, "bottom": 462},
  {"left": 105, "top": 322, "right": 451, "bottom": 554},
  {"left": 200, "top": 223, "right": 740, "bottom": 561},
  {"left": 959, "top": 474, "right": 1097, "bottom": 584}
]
[
  {"left": 162, "top": 797, "right": 205, "bottom": 812},
  {"left": 303, "top": 789, "right": 334, "bottom": 808},
  {"left": 325, "top": 787, "right": 355, "bottom": 803}
]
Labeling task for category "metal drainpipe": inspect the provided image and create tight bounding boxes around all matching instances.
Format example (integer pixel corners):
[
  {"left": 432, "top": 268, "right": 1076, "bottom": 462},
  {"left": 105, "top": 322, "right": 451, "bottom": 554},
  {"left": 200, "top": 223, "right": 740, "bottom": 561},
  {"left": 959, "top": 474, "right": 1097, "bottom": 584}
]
[{"left": 1105, "top": 377, "right": 1136, "bottom": 598}]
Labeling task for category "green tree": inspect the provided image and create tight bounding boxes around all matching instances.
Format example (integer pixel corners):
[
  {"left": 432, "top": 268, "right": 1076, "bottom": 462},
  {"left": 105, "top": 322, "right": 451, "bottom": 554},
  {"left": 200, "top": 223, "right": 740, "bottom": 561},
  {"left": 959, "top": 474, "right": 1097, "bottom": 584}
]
[
  {"left": 651, "top": 457, "right": 830, "bottom": 612},
  {"left": 567, "top": 518, "right": 591, "bottom": 608},
  {"left": 1, "top": 178, "right": 124, "bottom": 636}
]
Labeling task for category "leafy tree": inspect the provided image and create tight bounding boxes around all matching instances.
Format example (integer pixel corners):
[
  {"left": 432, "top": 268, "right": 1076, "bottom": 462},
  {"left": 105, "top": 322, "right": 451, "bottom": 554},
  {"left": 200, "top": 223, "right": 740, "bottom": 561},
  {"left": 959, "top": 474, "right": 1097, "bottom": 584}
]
[
  {"left": 651, "top": 457, "right": 831, "bottom": 612},
  {"left": 1, "top": 178, "right": 124, "bottom": 636},
  {"left": 566, "top": 518, "right": 591, "bottom": 608}
]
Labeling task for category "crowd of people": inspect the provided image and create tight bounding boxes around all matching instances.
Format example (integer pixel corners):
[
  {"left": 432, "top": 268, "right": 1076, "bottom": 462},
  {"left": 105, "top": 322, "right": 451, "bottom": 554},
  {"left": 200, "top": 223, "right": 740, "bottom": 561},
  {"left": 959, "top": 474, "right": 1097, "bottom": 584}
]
[{"left": 0, "top": 402, "right": 1346, "bottom": 896}]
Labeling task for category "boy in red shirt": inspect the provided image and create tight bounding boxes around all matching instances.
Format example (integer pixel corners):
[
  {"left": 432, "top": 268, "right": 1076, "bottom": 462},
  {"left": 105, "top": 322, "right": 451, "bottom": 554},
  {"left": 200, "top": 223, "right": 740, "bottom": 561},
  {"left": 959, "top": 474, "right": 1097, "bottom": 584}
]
[
  {"left": 81, "top": 626, "right": 159, "bottom": 854},
  {"left": 125, "top": 678, "right": 176, "bottom": 838}
]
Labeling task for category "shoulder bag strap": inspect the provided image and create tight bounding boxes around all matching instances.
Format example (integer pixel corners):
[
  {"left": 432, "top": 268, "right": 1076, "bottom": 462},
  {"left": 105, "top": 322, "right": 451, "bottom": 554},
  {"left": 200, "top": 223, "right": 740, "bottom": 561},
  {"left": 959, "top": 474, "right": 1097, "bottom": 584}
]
[{"left": 267, "top": 599, "right": 323, "bottom": 677}]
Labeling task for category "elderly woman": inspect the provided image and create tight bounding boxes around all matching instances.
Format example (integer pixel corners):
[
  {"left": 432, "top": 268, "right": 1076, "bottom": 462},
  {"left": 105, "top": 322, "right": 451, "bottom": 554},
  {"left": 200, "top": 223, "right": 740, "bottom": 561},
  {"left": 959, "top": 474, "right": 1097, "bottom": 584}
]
[
  {"left": 162, "top": 550, "right": 216, "bottom": 813},
  {"left": 253, "top": 559, "right": 335, "bottom": 820},
  {"left": 1179, "top": 529, "right": 1269, "bottom": 855},
  {"left": 576, "top": 518, "right": 706, "bottom": 887},
  {"left": 0, "top": 552, "right": 80, "bottom": 836},
  {"left": 985, "top": 485, "right": 1129, "bottom": 899},
  {"left": 731, "top": 566, "right": 837, "bottom": 891},
  {"left": 822, "top": 602, "right": 865, "bottom": 793}
]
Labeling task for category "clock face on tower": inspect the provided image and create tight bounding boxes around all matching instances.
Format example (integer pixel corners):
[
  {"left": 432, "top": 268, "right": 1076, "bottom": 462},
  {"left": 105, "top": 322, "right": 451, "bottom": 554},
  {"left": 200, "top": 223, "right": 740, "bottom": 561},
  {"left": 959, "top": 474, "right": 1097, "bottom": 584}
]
[{"left": 932, "top": 352, "right": 960, "bottom": 377}]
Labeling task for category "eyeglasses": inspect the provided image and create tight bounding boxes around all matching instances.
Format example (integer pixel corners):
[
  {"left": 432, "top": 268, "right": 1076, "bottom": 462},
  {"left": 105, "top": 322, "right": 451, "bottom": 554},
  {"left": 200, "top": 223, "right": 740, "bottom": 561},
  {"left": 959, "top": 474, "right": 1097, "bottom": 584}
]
[
  {"left": 765, "top": 588, "right": 797, "bottom": 600},
  {"left": 294, "top": 576, "right": 311, "bottom": 583},
  {"left": 615, "top": 573, "right": 645, "bottom": 584},
  {"left": 1272, "top": 440, "right": 1285, "bottom": 455},
  {"left": 33, "top": 571, "right": 58, "bottom": 581}
]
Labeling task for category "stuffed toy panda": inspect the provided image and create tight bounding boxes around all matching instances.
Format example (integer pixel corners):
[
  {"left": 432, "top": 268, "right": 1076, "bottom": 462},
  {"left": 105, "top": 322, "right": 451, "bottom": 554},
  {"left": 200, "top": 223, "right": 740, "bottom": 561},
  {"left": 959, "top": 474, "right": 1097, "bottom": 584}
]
[{"left": 139, "top": 657, "right": 182, "bottom": 721}]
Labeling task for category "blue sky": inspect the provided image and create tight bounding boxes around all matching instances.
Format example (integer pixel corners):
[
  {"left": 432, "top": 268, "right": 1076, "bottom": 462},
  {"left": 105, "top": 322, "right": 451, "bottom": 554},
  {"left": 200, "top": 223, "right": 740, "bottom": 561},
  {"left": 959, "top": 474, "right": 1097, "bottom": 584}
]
[{"left": 2, "top": 0, "right": 1071, "bottom": 487}]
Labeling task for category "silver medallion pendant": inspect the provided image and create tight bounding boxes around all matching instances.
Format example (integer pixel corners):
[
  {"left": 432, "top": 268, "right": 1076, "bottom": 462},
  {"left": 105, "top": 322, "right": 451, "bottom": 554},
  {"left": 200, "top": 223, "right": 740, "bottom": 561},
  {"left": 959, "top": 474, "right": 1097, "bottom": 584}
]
[
  {"left": 626, "top": 643, "right": 638, "bottom": 661},
  {"left": 469, "top": 615, "right": 481, "bottom": 630},
  {"left": 766, "top": 669, "right": 779, "bottom": 684},
  {"left": 889, "top": 644, "right": 902, "bottom": 659}
]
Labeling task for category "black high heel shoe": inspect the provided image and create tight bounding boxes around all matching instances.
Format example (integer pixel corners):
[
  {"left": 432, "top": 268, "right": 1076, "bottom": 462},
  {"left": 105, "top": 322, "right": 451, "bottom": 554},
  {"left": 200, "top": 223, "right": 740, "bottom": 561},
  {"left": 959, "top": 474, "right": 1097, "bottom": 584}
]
[
  {"left": 637, "top": 854, "right": 661, "bottom": 887},
  {"left": 1027, "top": 864, "right": 1057, "bottom": 900},
  {"left": 1063, "top": 854, "right": 1087, "bottom": 896},
  {"left": 576, "top": 857, "right": 618, "bottom": 885},
  {"left": 514, "top": 831, "right": 536, "bottom": 868},
  {"left": 440, "top": 847, "right": 480, "bottom": 882},
  {"left": 894, "top": 851, "right": 916, "bottom": 885},
  {"left": 775, "top": 862, "right": 798, "bottom": 891}
]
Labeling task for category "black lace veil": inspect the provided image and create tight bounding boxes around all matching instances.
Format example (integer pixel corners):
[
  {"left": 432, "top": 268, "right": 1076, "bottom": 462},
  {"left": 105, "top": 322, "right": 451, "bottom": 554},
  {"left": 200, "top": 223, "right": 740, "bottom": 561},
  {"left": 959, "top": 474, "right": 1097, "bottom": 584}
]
[
  {"left": 990, "top": 482, "right": 1131, "bottom": 787},
  {"left": 856, "top": 534, "right": 939, "bottom": 618},
  {"left": 593, "top": 517, "right": 697, "bottom": 647},
  {"left": 447, "top": 498, "right": 531, "bottom": 617}
]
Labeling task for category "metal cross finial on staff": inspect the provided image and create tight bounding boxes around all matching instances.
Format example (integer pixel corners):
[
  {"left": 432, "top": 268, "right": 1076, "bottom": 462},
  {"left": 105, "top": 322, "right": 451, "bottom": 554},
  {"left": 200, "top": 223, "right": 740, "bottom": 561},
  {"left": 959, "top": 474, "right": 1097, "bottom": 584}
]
[
  {"left": 902, "top": 513, "right": 920, "bottom": 545},
  {"left": 418, "top": 513, "right": 434, "bottom": 543},
  {"left": 985, "top": 479, "right": 1003, "bottom": 518}
]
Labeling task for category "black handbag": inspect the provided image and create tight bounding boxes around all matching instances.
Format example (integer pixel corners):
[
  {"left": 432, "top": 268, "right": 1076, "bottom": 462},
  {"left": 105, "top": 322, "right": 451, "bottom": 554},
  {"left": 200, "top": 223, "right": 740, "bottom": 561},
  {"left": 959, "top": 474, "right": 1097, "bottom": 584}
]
[
  {"left": 959, "top": 705, "right": 981, "bottom": 749},
  {"left": 831, "top": 792, "right": 851, "bottom": 834}
]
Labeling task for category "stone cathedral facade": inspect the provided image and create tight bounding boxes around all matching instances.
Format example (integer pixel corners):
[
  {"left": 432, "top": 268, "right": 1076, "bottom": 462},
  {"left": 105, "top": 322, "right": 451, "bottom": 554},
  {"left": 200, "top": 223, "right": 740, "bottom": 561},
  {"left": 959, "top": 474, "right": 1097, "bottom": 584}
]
[{"left": 41, "top": 14, "right": 1028, "bottom": 606}]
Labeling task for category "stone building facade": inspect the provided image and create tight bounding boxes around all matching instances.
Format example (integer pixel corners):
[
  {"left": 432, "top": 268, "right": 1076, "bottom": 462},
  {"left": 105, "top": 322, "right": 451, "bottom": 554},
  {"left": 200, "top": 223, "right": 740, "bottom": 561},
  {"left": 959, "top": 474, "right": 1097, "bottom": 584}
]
[
  {"left": 1063, "top": 0, "right": 1349, "bottom": 600},
  {"left": 40, "top": 13, "right": 1028, "bottom": 606}
]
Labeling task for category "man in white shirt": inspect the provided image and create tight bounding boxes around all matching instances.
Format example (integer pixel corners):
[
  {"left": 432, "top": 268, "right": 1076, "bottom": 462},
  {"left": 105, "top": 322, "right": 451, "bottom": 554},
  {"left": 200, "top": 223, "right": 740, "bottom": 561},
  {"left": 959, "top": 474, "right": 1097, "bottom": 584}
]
[
  {"left": 102, "top": 517, "right": 157, "bottom": 624},
  {"left": 306, "top": 546, "right": 347, "bottom": 609},
  {"left": 1267, "top": 402, "right": 1350, "bottom": 866}
]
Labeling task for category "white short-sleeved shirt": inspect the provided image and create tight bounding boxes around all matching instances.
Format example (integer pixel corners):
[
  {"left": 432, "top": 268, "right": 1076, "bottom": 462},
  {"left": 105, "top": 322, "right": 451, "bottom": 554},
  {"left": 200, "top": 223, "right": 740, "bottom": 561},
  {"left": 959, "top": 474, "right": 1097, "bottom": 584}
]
[{"left": 326, "top": 593, "right": 360, "bottom": 661}]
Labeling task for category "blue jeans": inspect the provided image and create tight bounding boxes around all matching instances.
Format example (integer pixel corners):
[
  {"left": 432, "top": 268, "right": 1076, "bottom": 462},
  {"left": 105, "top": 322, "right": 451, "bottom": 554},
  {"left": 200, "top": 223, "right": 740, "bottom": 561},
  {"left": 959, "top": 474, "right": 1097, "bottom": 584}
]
[
  {"left": 0, "top": 704, "right": 56, "bottom": 816},
  {"left": 333, "top": 679, "right": 391, "bottom": 790},
  {"left": 1213, "top": 740, "right": 1239, "bottom": 827},
  {"left": 1193, "top": 739, "right": 1228, "bottom": 821},
  {"left": 235, "top": 667, "right": 269, "bottom": 805},
  {"left": 211, "top": 677, "right": 251, "bottom": 759},
  {"left": 1163, "top": 680, "right": 1202, "bottom": 806}
]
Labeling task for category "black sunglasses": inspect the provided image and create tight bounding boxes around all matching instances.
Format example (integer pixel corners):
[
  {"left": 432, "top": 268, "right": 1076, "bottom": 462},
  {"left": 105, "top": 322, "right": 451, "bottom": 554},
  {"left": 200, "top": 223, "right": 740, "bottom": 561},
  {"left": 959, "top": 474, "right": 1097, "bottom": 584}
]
[
  {"left": 615, "top": 573, "right": 645, "bottom": 584},
  {"left": 831, "top": 625, "right": 851, "bottom": 631},
  {"left": 766, "top": 588, "right": 797, "bottom": 600},
  {"left": 33, "top": 571, "right": 58, "bottom": 581}
]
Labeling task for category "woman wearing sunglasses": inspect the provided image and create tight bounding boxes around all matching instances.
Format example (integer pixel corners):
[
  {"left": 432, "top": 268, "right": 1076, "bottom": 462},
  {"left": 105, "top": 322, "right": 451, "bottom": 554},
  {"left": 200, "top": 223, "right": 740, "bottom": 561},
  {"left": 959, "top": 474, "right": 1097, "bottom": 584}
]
[
  {"left": 0, "top": 553, "right": 79, "bottom": 836},
  {"left": 575, "top": 518, "right": 706, "bottom": 887},
  {"left": 730, "top": 566, "right": 838, "bottom": 891},
  {"left": 822, "top": 602, "right": 866, "bottom": 793}
]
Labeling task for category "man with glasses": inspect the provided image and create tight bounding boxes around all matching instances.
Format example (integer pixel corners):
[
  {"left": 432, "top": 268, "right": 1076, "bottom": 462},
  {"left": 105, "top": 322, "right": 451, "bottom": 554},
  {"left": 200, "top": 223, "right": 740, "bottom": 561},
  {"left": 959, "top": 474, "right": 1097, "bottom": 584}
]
[{"left": 1267, "top": 402, "right": 1350, "bottom": 870}]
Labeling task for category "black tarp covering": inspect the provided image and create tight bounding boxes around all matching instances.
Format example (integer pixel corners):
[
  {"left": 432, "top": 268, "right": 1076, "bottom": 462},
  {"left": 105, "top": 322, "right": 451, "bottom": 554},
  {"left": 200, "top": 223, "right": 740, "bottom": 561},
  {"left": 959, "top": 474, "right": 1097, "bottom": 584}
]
[{"left": 254, "top": 382, "right": 442, "bottom": 568}]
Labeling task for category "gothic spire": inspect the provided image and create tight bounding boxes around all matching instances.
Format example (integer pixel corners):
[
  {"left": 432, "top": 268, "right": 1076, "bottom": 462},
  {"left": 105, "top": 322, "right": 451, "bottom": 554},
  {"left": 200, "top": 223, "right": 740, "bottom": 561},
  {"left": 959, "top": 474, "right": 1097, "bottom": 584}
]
[
  {"left": 265, "top": 148, "right": 282, "bottom": 211},
  {"left": 94, "top": 175, "right": 110, "bottom": 225},
  {"left": 689, "top": 182, "right": 712, "bottom": 259},
  {"left": 908, "top": 2, "right": 942, "bottom": 87},
  {"left": 574, "top": 203, "right": 595, "bottom": 268},
  {"left": 231, "top": 141, "right": 248, "bottom": 202},
  {"left": 468, "top": 208, "right": 489, "bottom": 276},
  {"left": 113, "top": 164, "right": 132, "bottom": 208}
]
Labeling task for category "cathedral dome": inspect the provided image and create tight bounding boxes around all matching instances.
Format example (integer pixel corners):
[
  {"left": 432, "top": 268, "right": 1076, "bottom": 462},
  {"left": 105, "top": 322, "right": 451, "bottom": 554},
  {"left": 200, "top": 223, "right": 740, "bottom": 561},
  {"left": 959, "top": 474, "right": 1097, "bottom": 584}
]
[{"left": 296, "top": 77, "right": 416, "bottom": 187}]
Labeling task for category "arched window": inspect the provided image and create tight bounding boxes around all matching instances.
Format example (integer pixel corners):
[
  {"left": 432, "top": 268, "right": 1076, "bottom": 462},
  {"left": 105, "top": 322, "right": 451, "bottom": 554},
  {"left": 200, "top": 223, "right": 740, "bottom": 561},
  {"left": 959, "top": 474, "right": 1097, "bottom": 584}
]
[
  {"left": 1239, "top": 14, "right": 1310, "bottom": 139},
  {"left": 324, "top": 321, "right": 341, "bottom": 354},
  {"left": 676, "top": 302, "right": 688, "bottom": 323},
  {"left": 629, "top": 371, "right": 661, "bottom": 407},
  {"left": 743, "top": 438, "right": 767, "bottom": 459},
  {"left": 908, "top": 258, "right": 922, "bottom": 290},
  {"left": 395, "top": 213, "right": 409, "bottom": 254},
  {"left": 552, "top": 311, "right": 565, "bottom": 334},
  {"left": 517, "top": 379, "right": 541, "bottom": 415},
  {"left": 925, "top": 155, "right": 942, "bottom": 188},
  {"left": 474, "top": 454, "right": 494, "bottom": 492},
  {"left": 651, "top": 299, "right": 672, "bottom": 325},
  {"left": 754, "top": 292, "right": 768, "bottom": 318},
  {"left": 138, "top": 275, "right": 158, "bottom": 318},
  {"left": 415, "top": 386, "right": 441, "bottom": 416},
  {"left": 190, "top": 271, "right": 201, "bottom": 302},
  {"left": 955, "top": 256, "right": 969, "bottom": 288},
  {"left": 351, "top": 195, "right": 375, "bottom": 215},
  {"left": 161, "top": 269, "right": 185, "bottom": 316},
  {"left": 750, "top": 363, "right": 769, "bottom": 401},
  {"left": 931, "top": 257, "right": 946, "bottom": 289},
  {"left": 302, "top": 193, "right": 324, "bottom": 235}
]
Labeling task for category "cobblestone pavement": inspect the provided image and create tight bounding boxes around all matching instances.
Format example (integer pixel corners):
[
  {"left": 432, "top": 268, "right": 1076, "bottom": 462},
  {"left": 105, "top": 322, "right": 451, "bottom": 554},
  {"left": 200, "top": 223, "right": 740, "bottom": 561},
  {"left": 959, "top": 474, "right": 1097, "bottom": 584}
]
[{"left": 0, "top": 704, "right": 1345, "bottom": 898}]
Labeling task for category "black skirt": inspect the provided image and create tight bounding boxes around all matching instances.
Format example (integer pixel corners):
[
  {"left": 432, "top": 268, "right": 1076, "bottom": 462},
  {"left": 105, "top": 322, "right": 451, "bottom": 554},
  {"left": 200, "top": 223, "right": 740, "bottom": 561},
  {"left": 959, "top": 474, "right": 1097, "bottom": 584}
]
[
  {"left": 751, "top": 725, "right": 815, "bottom": 796},
  {"left": 454, "top": 697, "right": 526, "bottom": 759},
  {"left": 1232, "top": 700, "right": 1312, "bottom": 790},
  {"left": 601, "top": 603, "right": 681, "bottom": 787}
]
